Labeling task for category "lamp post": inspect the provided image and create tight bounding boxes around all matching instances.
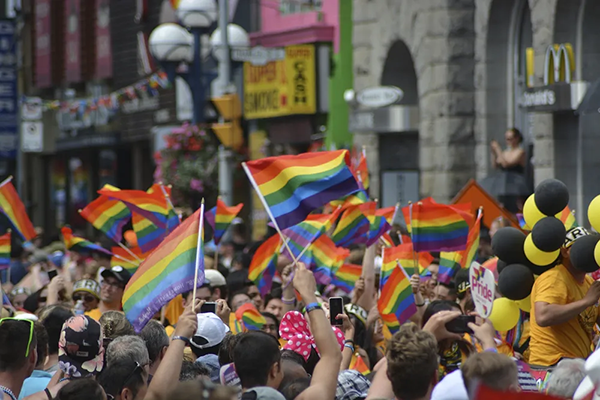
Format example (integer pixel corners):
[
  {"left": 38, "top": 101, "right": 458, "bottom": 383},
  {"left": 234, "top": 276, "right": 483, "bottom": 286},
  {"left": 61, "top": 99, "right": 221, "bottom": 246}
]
[{"left": 148, "top": 0, "right": 249, "bottom": 204}]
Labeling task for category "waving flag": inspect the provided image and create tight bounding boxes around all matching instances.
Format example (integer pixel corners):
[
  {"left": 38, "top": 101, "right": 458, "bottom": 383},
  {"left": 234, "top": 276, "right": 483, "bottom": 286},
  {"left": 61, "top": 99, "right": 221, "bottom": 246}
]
[
  {"left": 111, "top": 246, "right": 149, "bottom": 274},
  {"left": 329, "top": 190, "right": 368, "bottom": 209},
  {"left": 332, "top": 263, "right": 362, "bottom": 293},
  {"left": 132, "top": 212, "right": 165, "bottom": 254},
  {"left": 79, "top": 195, "right": 131, "bottom": 243},
  {"left": 235, "top": 303, "right": 266, "bottom": 331},
  {"left": 410, "top": 202, "right": 469, "bottom": 252},
  {"left": 438, "top": 251, "right": 463, "bottom": 284},
  {"left": 61, "top": 227, "right": 112, "bottom": 255},
  {"left": 243, "top": 150, "right": 360, "bottom": 230},
  {"left": 331, "top": 202, "right": 375, "bottom": 247},
  {"left": 557, "top": 206, "right": 578, "bottom": 230},
  {"left": 248, "top": 234, "right": 282, "bottom": 296},
  {"left": 282, "top": 208, "right": 342, "bottom": 263},
  {"left": 378, "top": 262, "right": 416, "bottom": 334},
  {"left": 99, "top": 188, "right": 170, "bottom": 228},
  {"left": 0, "top": 232, "right": 10, "bottom": 270},
  {"left": 204, "top": 198, "right": 244, "bottom": 245},
  {"left": 461, "top": 212, "right": 482, "bottom": 269},
  {"left": 147, "top": 183, "right": 180, "bottom": 231},
  {"left": 311, "top": 235, "right": 348, "bottom": 285},
  {"left": 382, "top": 244, "right": 434, "bottom": 283},
  {"left": 123, "top": 206, "right": 205, "bottom": 332},
  {"left": 0, "top": 177, "right": 36, "bottom": 241}
]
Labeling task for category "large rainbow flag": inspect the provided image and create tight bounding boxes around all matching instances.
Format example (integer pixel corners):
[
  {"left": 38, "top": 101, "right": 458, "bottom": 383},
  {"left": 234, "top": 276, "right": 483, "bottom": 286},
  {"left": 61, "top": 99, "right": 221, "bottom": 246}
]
[
  {"left": 248, "top": 234, "right": 282, "bottom": 296},
  {"left": 147, "top": 183, "right": 180, "bottom": 231},
  {"left": 410, "top": 202, "right": 469, "bottom": 252},
  {"left": 204, "top": 198, "right": 244, "bottom": 245},
  {"left": 377, "top": 262, "right": 416, "bottom": 334},
  {"left": 123, "top": 206, "right": 205, "bottom": 332},
  {"left": 0, "top": 232, "right": 10, "bottom": 270},
  {"left": 243, "top": 150, "right": 360, "bottom": 230},
  {"left": 0, "top": 177, "right": 36, "bottom": 241},
  {"left": 61, "top": 226, "right": 112, "bottom": 255},
  {"left": 79, "top": 195, "right": 131, "bottom": 243}
]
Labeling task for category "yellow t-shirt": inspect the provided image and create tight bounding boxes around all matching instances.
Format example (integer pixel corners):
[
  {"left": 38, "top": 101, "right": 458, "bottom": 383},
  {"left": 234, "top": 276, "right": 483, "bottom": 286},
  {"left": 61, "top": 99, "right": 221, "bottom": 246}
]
[
  {"left": 165, "top": 296, "right": 184, "bottom": 325},
  {"left": 529, "top": 264, "right": 598, "bottom": 366},
  {"left": 85, "top": 308, "right": 102, "bottom": 321}
]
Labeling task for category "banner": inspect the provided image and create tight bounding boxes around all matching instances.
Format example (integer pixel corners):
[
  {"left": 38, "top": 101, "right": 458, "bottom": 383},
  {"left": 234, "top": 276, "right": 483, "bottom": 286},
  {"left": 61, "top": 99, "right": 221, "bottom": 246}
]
[
  {"left": 34, "top": 0, "right": 51, "bottom": 88},
  {"left": 65, "top": 0, "right": 81, "bottom": 82},
  {"left": 95, "top": 0, "right": 112, "bottom": 79},
  {"left": 243, "top": 45, "right": 316, "bottom": 119}
]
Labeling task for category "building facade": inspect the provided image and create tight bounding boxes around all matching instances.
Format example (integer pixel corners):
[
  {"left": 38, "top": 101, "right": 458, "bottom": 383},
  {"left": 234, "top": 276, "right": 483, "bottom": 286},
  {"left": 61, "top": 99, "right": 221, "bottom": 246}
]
[{"left": 352, "top": 0, "right": 600, "bottom": 216}]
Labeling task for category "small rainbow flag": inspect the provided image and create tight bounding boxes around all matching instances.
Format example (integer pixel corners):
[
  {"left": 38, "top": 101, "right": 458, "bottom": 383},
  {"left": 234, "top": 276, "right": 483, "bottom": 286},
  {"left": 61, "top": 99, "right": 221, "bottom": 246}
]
[
  {"left": 350, "top": 354, "right": 371, "bottom": 375},
  {"left": 331, "top": 202, "right": 375, "bottom": 247},
  {"left": 123, "top": 205, "right": 205, "bottom": 333},
  {"left": 378, "top": 262, "right": 416, "bottom": 333},
  {"left": 243, "top": 150, "right": 360, "bottom": 230},
  {"left": 248, "top": 234, "right": 281, "bottom": 296},
  {"left": 205, "top": 198, "right": 244, "bottom": 245},
  {"left": 0, "top": 232, "right": 10, "bottom": 270},
  {"left": 311, "top": 235, "right": 348, "bottom": 285},
  {"left": 557, "top": 206, "right": 578, "bottom": 230},
  {"left": 438, "top": 251, "right": 463, "bottom": 284},
  {"left": 99, "top": 187, "right": 170, "bottom": 229},
  {"left": 382, "top": 244, "right": 434, "bottom": 283},
  {"left": 516, "top": 213, "right": 528, "bottom": 230},
  {"left": 146, "top": 184, "right": 180, "bottom": 231},
  {"left": 353, "top": 148, "right": 369, "bottom": 193},
  {"left": 0, "top": 177, "right": 36, "bottom": 241},
  {"left": 332, "top": 263, "right": 362, "bottom": 293},
  {"left": 111, "top": 246, "right": 148, "bottom": 274},
  {"left": 328, "top": 191, "right": 368, "bottom": 209},
  {"left": 235, "top": 303, "right": 266, "bottom": 331},
  {"left": 132, "top": 212, "right": 166, "bottom": 254},
  {"left": 61, "top": 226, "right": 112, "bottom": 255},
  {"left": 410, "top": 202, "right": 469, "bottom": 252},
  {"left": 461, "top": 212, "right": 482, "bottom": 269},
  {"left": 79, "top": 195, "right": 131, "bottom": 243},
  {"left": 366, "top": 206, "right": 395, "bottom": 247}
]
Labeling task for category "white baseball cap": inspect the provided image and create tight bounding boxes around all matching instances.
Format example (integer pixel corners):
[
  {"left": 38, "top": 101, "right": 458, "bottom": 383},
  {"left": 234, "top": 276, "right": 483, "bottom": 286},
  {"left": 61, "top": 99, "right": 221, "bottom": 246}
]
[
  {"left": 191, "top": 312, "right": 229, "bottom": 349},
  {"left": 204, "top": 269, "right": 226, "bottom": 287}
]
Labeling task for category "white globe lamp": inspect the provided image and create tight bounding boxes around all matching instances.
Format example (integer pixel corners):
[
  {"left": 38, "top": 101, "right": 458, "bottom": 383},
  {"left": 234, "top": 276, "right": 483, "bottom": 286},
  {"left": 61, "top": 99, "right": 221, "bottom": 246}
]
[
  {"left": 177, "top": 0, "right": 217, "bottom": 29},
  {"left": 148, "top": 23, "right": 194, "bottom": 63},
  {"left": 209, "top": 23, "right": 250, "bottom": 62}
]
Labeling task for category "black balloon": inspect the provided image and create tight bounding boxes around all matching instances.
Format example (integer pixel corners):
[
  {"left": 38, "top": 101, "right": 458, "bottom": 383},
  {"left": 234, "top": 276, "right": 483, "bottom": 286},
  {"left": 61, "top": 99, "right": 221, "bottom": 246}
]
[
  {"left": 492, "top": 227, "right": 528, "bottom": 265},
  {"left": 527, "top": 260, "right": 557, "bottom": 275},
  {"left": 498, "top": 264, "right": 535, "bottom": 301},
  {"left": 497, "top": 259, "right": 508, "bottom": 275},
  {"left": 534, "top": 179, "right": 570, "bottom": 216},
  {"left": 531, "top": 217, "right": 566, "bottom": 252},
  {"left": 570, "top": 235, "right": 600, "bottom": 273}
]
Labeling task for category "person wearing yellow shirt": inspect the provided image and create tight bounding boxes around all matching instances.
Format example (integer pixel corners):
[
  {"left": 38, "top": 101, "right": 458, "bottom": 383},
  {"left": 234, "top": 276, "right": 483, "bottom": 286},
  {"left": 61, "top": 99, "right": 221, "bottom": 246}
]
[
  {"left": 529, "top": 227, "right": 600, "bottom": 367},
  {"left": 85, "top": 266, "right": 131, "bottom": 321}
]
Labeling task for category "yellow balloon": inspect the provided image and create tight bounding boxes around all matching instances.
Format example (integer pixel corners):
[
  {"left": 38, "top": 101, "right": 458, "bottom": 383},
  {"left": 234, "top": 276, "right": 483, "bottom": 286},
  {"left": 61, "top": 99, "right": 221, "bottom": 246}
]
[
  {"left": 588, "top": 195, "right": 600, "bottom": 232},
  {"left": 524, "top": 234, "right": 560, "bottom": 266},
  {"left": 515, "top": 296, "right": 531, "bottom": 313},
  {"left": 594, "top": 241, "right": 600, "bottom": 268},
  {"left": 489, "top": 297, "right": 520, "bottom": 332},
  {"left": 523, "top": 194, "right": 545, "bottom": 228}
]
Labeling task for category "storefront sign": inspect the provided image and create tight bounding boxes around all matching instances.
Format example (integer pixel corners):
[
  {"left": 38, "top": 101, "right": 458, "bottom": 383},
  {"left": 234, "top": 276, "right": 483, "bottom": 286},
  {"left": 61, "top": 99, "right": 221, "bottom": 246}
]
[
  {"left": 544, "top": 43, "right": 574, "bottom": 86},
  {"left": 522, "top": 83, "right": 582, "bottom": 112},
  {"left": 233, "top": 46, "right": 285, "bottom": 66},
  {"left": 95, "top": 0, "right": 112, "bottom": 79},
  {"left": 349, "top": 105, "right": 419, "bottom": 133},
  {"left": 22, "top": 97, "right": 43, "bottom": 120},
  {"left": 0, "top": 21, "right": 18, "bottom": 159},
  {"left": 65, "top": 0, "right": 81, "bottom": 82},
  {"left": 21, "top": 122, "right": 43, "bottom": 152},
  {"left": 356, "top": 86, "right": 403, "bottom": 108},
  {"left": 34, "top": 0, "right": 51, "bottom": 88},
  {"left": 243, "top": 45, "right": 316, "bottom": 119}
]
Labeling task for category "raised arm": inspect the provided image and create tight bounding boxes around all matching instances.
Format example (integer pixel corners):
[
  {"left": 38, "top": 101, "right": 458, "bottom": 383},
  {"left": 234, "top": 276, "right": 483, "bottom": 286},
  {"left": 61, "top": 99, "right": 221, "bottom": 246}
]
[{"left": 357, "top": 245, "right": 376, "bottom": 311}]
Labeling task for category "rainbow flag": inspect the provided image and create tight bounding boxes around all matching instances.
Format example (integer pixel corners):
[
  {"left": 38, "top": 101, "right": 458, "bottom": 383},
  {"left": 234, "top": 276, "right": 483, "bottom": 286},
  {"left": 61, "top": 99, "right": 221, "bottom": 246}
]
[
  {"left": 331, "top": 202, "right": 375, "bottom": 247},
  {"left": 332, "top": 263, "right": 362, "bottom": 293},
  {"left": 235, "top": 303, "right": 266, "bottom": 331},
  {"left": 366, "top": 207, "right": 395, "bottom": 247},
  {"left": 378, "top": 262, "right": 416, "bottom": 333},
  {"left": 0, "top": 232, "right": 10, "bottom": 270},
  {"left": 282, "top": 209, "right": 341, "bottom": 265},
  {"left": 123, "top": 205, "right": 205, "bottom": 332},
  {"left": 248, "top": 234, "right": 281, "bottom": 296},
  {"left": 557, "top": 206, "right": 578, "bottom": 230},
  {"left": 461, "top": 213, "right": 482, "bottom": 269},
  {"left": 516, "top": 213, "right": 528, "bottom": 230},
  {"left": 99, "top": 188, "right": 170, "bottom": 229},
  {"left": 438, "top": 251, "right": 463, "bottom": 284},
  {"left": 111, "top": 246, "right": 148, "bottom": 274},
  {"left": 132, "top": 212, "right": 166, "bottom": 254},
  {"left": 79, "top": 195, "right": 131, "bottom": 243},
  {"left": 243, "top": 150, "right": 360, "bottom": 230},
  {"left": 410, "top": 202, "right": 469, "bottom": 252},
  {"left": 311, "top": 235, "right": 348, "bottom": 285},
  {"left": 0, "top": 178, "right": 36, "bottom": 241},
  {"left": 329, "top": 191, "right": 368, "bottom": 209},
  {"left": 204, "top": 198, "right": 244, "bottom": 245},
  {"left": 147, "top": 183, "right": 180, "bottom": 231},
  {"left": 350, "top": 354, "right": 371, "bottom": 375},
  {"left": 61, "top": 226, "right": 112, "bottom": 255},
  {"left": 353, "top": 148, "right": 369, "bottom": 193},
  {"left": 382, "top": 244, "right": 434, "bottom": 283}
]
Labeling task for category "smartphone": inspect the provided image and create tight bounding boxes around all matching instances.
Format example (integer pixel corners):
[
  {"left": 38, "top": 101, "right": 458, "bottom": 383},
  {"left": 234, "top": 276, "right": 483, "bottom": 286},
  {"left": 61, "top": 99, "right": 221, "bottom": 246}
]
[
  {"left": 200, "top": 302, "right": 217, "bottom": 314},
  {"left": 329, "top": 297, "right": 344, "bottom": 326},
  {"left": 445, "top": 315, "right": 476, "bottom": 334},
  {"left": 48, "top": 270, "right": 58, "bottom": 280}
]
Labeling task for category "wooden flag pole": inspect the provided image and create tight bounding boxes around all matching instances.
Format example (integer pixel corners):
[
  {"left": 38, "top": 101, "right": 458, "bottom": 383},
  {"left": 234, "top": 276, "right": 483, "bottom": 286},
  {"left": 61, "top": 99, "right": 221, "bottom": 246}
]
[
  {"left": 112, "top": 253, "right": 140, "bottom": 267},
  {"left": 192, "top": 200, "right": 205, "bottom": 305}
]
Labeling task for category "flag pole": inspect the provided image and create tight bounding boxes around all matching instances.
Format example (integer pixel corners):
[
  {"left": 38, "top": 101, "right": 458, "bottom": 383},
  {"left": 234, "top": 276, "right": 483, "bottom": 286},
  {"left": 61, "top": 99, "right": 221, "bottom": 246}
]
[
  {"left": 242, "top": 162, "right": 298, "bottom": 264},
  {"left": 192, "top": 200, "right": 205, "bottom": 304},
  {"left": 409, "top": 202, "right": 421, "bottom": 278},
  {"left": 159, "top": 182, "right": 181, "bottom": 225},
  {"left": 0, "top": 176, "right": 12, "bottom": 189},
  {"left": 112, "top": 253, "right": 140, "bottom": 267}
]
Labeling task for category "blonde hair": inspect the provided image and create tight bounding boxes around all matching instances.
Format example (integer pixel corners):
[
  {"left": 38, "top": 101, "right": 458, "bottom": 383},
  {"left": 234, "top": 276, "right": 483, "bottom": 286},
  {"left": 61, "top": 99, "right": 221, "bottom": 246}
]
[
  {"left": 99, "top": 311, "right": 134, "bottom": 339},
  {"left": 461, "top": 352, "right": 518, "bottom": 395}
]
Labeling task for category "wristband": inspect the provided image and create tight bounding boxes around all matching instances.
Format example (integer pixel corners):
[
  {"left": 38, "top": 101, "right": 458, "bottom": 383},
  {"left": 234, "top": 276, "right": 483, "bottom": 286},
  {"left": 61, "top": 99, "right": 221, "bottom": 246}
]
[
  {"left": 304, "top": 302, "right": 322, "bottom": 314},
  {"left": 344, "top": 339, "right": 355, "bottom": 345},
  {"left": 484, "top": 347, "right": 498, "bottom": 353},
  {"left": 415, "top": 303, "right": 425, "bottom": 307},
  {"left": 281, "top": 297, "right": 296, "bottom": 305},
  {"left": 344, "top": 343, "right": 355, "bottom": 353},
  {"left": 172, "top": 335, "right": 191, "bottom": 345}
]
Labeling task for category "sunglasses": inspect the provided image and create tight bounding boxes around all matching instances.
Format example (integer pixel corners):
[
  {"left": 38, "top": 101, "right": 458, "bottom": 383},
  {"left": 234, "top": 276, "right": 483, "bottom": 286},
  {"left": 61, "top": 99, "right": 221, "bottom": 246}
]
[
  {"left": 73, "top": 293, "right": 96, "bottom": 302},
  {"left": 123, "top": 361, "right": 143, "bottom": 387},
  {"left": 0, "top": 318, "right": 34, "bottom": 357}
]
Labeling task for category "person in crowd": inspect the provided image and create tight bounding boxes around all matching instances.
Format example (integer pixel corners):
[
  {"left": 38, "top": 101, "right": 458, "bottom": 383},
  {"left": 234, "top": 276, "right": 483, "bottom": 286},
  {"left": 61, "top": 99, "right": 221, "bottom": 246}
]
[
  {"left": 229, "top": 291, "right": 252, "bottom": 312},
  {"left": 19, "top": 322, "right": 51, "bottom": 399},
  {"left": 205, "top": 269, "right": 228, "bottom": 301},
  {"left": 182, "top": 282, "right": 213, "bottom": 306},
  {"left": 99, "top": 311, "right": 135, "bottom": 347},
  {"left": 454, "top": 269, "right": 474, "bottom": 314},
  {"left": 278, "top": 350, "right": 309, "bottom": 393},
  {"left": 86, "top": 266, "right": 131, "bottom": 321},
  {"left": 545, "top": 358, "right": 587, "bottom": 399},
  {"left": 489, "top": 217, "right": 511, "bottom": 239},
  {"left": 425, "top": 260, "right": 440, "bottom": 299},
  {"left": 260, "top": 312, "right": 279, "bottom": 340},
  {"left": 72, "top": 279, "right": 101, "bottom": 313},
  {"left": 245, "top": 281, "right": 263, "bottom": 311},
  {"left": 54, "top": 379, "right": 106, "bottom": 400},
  {"left": 0, "top": 318, "right": 38, "bottom": 400},
  {"left": 190, "top": 312, "right": 230, "bottom": 382},
  {"left": 58, "top": 315, "right": 105, "bottom": 379},
  {"left": 98, "top": 359, "right": 149, "bottom": 400},
  {"left": 139, "top": 320, "right": 170, "bottom": 378},
  {"left": 263, "top": 293, "right": 284, "bottom": 320},
  {"left": 178, "top": 361, "right": 210, "bottom": 382},
  {"left": 23, "top": 287, "right": 49, "bottom": 314},
  {"left": 10, "top": 287, "right": 31, "bottom": 310},
  {"left": 461, "top": 352, "right": 519, "bottom": 396},
  {"left": 431, "top": 282, "right": 457, "bottom": 302},
  {"left": 218, "top": 333, "right": 240, "bottom": 367},
  {"left": 530, "top": 227, "right": 600, "bottom": 367},
  {"left": 491, "top": 128, "right": 526, "bottom": 172},
  {"left": 105, "top": 336, "right": 150, "bottom": 375},
  {"left": 39, "top": 305, "right": 73, "bottom": 373}
]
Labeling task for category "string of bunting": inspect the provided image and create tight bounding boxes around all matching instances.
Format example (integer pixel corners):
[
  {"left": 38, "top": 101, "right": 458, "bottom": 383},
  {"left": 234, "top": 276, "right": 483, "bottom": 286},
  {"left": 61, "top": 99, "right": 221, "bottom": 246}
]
[{"left": 20, "top": 71, "right": 170, "bottom": 115}]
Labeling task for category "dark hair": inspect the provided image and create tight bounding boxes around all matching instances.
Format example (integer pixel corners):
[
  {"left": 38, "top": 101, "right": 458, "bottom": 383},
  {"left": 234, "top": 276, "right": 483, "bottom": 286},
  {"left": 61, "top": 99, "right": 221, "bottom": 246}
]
[
  {"left": 179, "top": 360, "right": 210, "bottom": 381},
  {"left": 34, "top": 322, "right": 49, "bottom": 369},
  {"left": 438, "top": 282, "right": 457, "bottom": 297},
  {"left": 0, "top": 319, "right": 38, "bottom": 371},
  {"left": 280, "top": 377, "right": 311, "bottom": 400},
  {"left": 23, "top": 287, "right": 46, "bottom": 313},
  {"left": 98, "top": 359, "right": 146, "bottom": 399},
  {"left": 280, "top": 350, "right": 304, "bottom": 366},
  {"left": 56, "top": 378, "right": 105, "bottom": 400},
  {"left": 40, "top": 305, "right": 73, "bottom": 355},
  {"left": 454, "top": 269, "right": 471, "bottom": 301},
  {"left": 507, "top": 128, "right": 523, "bottom": 143},
  {"left": 421, "top": 300, "right": 462, "bottom": 328},
  {"left": 233, "top": 331, "right": 281, "bottom": 388},
  {"left": 218, "top": 333, "right": 240, "bottom": 366},
  {"left": 228, "top": 290, "right": 251, "bottom": 310},
  {"left": 139, "top": 320, "right": 169, "bottom": 365},
  {"left": 181, "top": 283, "right": 212, "bottom": 302}
]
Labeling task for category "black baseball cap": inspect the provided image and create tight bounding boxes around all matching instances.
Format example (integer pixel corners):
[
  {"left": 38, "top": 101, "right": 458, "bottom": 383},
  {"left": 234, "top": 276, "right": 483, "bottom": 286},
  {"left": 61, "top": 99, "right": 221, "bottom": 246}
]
[{"left": 101, "top": 266, "right": 132, "bottom": 285}]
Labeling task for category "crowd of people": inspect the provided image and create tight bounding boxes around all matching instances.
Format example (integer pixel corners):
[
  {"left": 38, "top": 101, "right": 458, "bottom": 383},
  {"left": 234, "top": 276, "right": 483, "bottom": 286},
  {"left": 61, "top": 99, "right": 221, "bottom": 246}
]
[{"left": 0, "top": 216, "right": 599, "bottom": 400}]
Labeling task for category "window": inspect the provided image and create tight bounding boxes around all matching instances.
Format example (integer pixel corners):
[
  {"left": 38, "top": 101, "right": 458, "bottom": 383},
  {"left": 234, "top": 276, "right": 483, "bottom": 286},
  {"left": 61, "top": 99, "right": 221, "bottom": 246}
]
[{"left": 279, "top": 0, "right": 322, "bottom": 15}]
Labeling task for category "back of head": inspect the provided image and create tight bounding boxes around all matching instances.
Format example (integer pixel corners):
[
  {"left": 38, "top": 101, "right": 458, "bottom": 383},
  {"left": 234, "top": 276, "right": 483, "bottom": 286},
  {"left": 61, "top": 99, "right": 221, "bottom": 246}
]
[
  {"left": 233, "top": 331, "right": 281, "bottom": 389},
  {"left": 56, "top": 379, "right": 105, "bottom": 400},
  {"left": 545, "top": 358, "right": 586, "bottom": 399},
  {"left": 98, "top": 358, "right": 146, "bottom": 400},
  {"left": 461, "top": 352, "right": 519, "bottom": 396},
  {"left": 100, "top": 311, "right": 134, "bottom": 342},
  {"left": 218, "top": 333, "right": 240, "bottom": 366},
  {"left": 421, "top": 300, "right": 461, "bottom": 327},
  {"left": 280, "top": 377, "right": 311, "bottom": 400},
  {"left": 0, "top": 319, "right": 37, "bottom": 371},
  {"left": 454, "top": 269, "right": 470, "bottom": 301},
  {"left": 179, "top": 360, "right": 210, "bottom": 382},
  {"left": 139, "top": 320, "right": 169, "bottom": 365},
  {"left": 106, "top": 335, "right": 150, "bottom": 367},
  {"left": 40, "top": 305, "right": 73, "bottom": 355},
  {"left": 386, "top": 323, "right": 438, "bottom": 400},
  {"left": 33, "top": 322, "right": 49, "bottom": 369}
]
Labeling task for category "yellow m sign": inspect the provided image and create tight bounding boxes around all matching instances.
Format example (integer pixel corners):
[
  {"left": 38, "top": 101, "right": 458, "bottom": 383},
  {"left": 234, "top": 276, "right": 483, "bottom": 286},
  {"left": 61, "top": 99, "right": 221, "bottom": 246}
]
[{"left": 543, "top": 43, "right": 575, "bottom": 85}]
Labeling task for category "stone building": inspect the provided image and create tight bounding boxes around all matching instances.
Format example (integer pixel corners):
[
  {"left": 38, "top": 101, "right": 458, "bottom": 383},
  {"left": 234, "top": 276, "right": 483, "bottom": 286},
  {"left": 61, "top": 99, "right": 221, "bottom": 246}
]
[{"left": 352, "top": 0, "right": 600, "bottom": 216}]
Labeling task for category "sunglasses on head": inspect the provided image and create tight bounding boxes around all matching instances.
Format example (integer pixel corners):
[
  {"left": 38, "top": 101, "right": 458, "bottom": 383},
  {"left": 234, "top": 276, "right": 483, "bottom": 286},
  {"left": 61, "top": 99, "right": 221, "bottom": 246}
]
[
  {"left": 0, "top": 318, "right": 34, "bottom": 357},
  {"left": 73, "top": 293, "right": 96, "bottom": 302}
]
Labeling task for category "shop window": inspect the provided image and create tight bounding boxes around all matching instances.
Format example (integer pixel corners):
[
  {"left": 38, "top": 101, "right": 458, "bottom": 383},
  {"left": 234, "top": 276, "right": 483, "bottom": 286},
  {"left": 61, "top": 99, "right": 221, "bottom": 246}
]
[{"left": 279, "top": 0, "right": 322, "bottom": 15}]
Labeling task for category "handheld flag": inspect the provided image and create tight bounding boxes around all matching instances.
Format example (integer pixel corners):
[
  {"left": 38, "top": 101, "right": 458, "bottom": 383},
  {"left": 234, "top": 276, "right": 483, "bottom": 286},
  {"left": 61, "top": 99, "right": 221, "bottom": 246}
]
[
  {"left": 0, "top": 177, "right": 36, "bottom": 241},
  {"left": 235, "top": 303, "right": 266, "bottom": 331},
  {"left": 61, "top": 227, "right": 112, "bottom": 255},
  {"left": 0, "top": 232, "right": 10, "bottom": 270},
  {"left": 99, "top": 188, "right": 170, "bottom": 228},
  {"left": 248, "top": 234, "right": 282, "bottom": 296},
  {"left": 410, "top": 202, "right": 469, "bottom": 252},
  {"left": 332, "top": 263, "right": 362, "bottom": 293},
  {"left": 204, "top": 198, "right": 244, "bottom": 245},
  {"left": 79, "top": 195, "right": 131, "bottom": 243},
  {"left": 377, "top": 262, "right": 416, "bottom": 333},
  {"left": 111, "top": 246, "right": 147, "bottom": 275}
]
